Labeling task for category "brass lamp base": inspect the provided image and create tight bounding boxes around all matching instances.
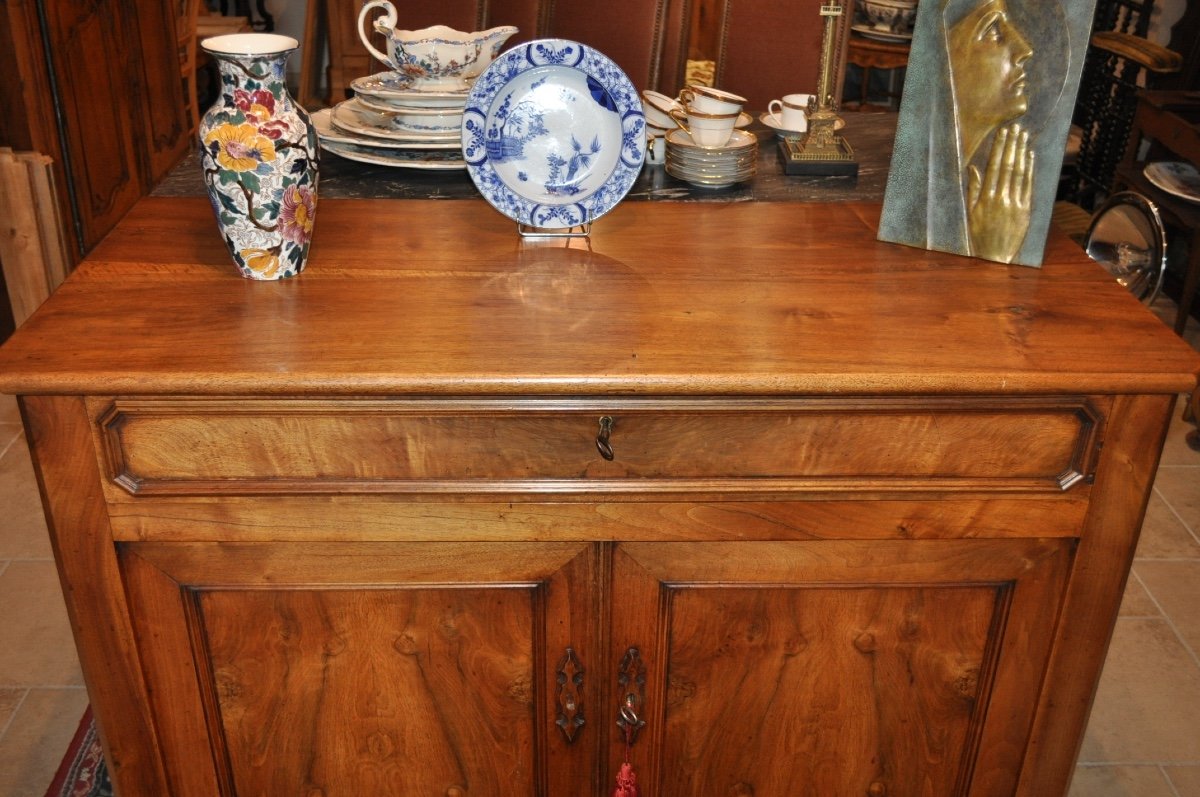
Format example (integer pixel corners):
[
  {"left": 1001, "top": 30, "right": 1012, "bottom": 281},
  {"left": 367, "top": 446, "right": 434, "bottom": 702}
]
[
  {"left": 778, "top": 135, "right": 859, "bottom": 177},
  {"left": 778, "top": 110, "right": 858, "bottom": 177}
]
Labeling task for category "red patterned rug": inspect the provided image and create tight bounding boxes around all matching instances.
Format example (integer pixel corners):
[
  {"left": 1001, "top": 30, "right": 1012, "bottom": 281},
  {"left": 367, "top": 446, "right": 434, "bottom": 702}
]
[{"left": 44, "top": 707, "right": 112, "bottom": 797}]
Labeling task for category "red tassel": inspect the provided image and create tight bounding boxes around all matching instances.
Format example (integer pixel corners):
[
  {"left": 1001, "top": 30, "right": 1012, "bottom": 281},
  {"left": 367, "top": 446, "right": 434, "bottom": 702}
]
[{"left": 612, "top": 762, "right": 641, "bottom": 797}]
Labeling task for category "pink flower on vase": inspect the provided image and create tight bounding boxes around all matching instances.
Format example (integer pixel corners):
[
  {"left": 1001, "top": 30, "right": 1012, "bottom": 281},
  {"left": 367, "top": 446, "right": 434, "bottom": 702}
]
[
  {"left": 278, "top": 184, "right": 316, "bottom": 244},
  {"left": 234, "top": 88, "right": 276, "bottom": 123},
  {"left": 258, "top": 118, "right": 290, "bottom": 140}
]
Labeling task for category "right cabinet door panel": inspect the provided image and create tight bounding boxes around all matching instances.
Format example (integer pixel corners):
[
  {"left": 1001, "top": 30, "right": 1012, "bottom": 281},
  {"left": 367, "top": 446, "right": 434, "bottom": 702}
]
[{"left": 610, "top": 538, "right": 1074, "bottom": 797}]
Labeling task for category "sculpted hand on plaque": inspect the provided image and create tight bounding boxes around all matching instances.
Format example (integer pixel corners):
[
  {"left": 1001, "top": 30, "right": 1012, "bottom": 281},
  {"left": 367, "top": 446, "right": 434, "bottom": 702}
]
[
  {"left": 967, "top": 123, "right": 1034, "bottom": 263},
  {"left": 946, "top": 0, "right": 1035, "bottom": 263}
]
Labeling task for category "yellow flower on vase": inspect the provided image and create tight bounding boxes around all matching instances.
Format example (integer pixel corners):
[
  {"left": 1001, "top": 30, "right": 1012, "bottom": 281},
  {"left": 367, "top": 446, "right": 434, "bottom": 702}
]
[
  {"left": 204, "top": 123, "right": 277, "bottom": 172},
  {"left": 241, "top": 247, "right": 280, "bottom": 278}
]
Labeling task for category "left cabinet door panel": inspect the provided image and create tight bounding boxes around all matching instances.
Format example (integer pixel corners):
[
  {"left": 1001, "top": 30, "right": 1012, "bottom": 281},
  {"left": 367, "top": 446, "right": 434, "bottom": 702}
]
[{"left": 120, "top": 540, "right": 601, "bottom": 797}]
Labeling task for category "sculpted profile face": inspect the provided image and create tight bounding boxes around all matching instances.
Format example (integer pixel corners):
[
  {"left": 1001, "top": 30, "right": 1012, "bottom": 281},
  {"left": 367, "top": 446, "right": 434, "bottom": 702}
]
[{"left": 946, "top": 0, "right": 1034, "bottom": 163}]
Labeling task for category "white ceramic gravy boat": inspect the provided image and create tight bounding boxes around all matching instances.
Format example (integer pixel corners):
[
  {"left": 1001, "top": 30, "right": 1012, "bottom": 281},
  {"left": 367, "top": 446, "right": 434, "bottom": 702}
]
[{"left": 358, "top": 1, "right": 517, "bottom": 91}]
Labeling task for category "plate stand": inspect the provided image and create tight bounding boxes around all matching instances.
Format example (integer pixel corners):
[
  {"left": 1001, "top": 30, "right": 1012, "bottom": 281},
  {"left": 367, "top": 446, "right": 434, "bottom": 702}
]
[{"left": 517, "top": 222, "right": 592, "bottom": 239}]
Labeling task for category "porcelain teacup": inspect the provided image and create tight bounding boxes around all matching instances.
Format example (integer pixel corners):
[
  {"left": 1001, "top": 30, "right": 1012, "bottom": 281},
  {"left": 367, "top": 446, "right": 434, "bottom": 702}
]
[
  {"left": 678, "top": 85, "right": 746, "bottom": 116},
  {"left": 668, "top": 106, "right": 738, "bottom": 149},
  {"left": 641, "top": 90, "right": 682, "bottom": 128},
  {"left": 646, "top": 128, "right": 668, "bottom": 165},
  {"left": 358, "top": 1, "right": 517, "bottom": 90},
  {"left": 767, "top": 93, "right": 812, "bottom": 132}
]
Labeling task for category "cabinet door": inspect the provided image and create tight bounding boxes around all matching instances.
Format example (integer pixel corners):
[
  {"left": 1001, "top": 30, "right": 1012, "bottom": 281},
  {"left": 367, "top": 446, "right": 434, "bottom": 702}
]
[
  {"left": 120, "top": 541, "right": 601, "bottom": 797},
  {"left": 610, "top": 539, "right": 1073, "bottom": 797},
  {"left": 39, "top": 1, "right": 144, "bottom": 252}
]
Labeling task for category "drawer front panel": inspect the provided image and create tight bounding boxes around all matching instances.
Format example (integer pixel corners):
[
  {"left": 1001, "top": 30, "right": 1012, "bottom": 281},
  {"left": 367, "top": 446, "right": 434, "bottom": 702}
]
[{"left": 96, "top": 398, "right": 1103, "bottom": 496}]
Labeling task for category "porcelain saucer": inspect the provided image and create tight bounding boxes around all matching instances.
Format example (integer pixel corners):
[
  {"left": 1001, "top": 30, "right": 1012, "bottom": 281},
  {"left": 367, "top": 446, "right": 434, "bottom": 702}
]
[
  {"left": 759, "top": 112, "right": 806, "bottom": 136},
  {"left": 332, "top": 99, "right": 461, "bottom": 143},
  {"left": 313, "top": 108, "right": 463, "bottom": 150},
  {"left": 349, "top": 71, "right": 472, "bottom": 109}
]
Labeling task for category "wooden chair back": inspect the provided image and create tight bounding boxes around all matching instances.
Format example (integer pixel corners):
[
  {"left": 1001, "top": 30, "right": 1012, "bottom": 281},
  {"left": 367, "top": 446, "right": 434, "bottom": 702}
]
[{"left": 702, "top": 0, "right": 848, "bottom": 110}]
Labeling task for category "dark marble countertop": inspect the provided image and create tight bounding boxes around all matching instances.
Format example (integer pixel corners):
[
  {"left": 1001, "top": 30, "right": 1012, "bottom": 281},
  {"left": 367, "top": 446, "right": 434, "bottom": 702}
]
[{"left": 155, "top": 111, "right": 897, "bottom": 203}]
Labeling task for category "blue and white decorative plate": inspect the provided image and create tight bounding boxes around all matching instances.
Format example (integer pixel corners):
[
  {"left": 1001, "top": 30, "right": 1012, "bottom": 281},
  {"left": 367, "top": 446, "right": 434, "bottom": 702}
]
[{"left": 462, "top": 39, "right": 646, "bottom": 229}]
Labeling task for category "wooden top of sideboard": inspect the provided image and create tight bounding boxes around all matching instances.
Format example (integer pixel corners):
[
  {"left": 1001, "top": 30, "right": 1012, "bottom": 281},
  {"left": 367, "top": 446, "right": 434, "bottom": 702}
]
[{"left": 0, "top": 197, "right": 1196, "bottom": 396}]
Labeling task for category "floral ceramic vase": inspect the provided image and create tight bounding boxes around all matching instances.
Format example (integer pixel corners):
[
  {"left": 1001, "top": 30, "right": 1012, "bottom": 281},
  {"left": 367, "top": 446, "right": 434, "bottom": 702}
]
[{"left": 199, "top": 33, "right": 318, "bottom": 280}]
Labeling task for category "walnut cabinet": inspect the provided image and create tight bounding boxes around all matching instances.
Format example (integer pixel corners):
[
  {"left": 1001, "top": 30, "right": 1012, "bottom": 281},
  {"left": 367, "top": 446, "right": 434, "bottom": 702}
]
[{"left": 2, "top": 198, "right": 1197, "bottom": 796}]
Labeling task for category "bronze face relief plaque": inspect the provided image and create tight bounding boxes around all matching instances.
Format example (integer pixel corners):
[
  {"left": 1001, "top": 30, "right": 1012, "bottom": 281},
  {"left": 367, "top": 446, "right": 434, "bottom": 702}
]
[{"left": 878, "top": 0, "right": 1096, "bottom": 266}]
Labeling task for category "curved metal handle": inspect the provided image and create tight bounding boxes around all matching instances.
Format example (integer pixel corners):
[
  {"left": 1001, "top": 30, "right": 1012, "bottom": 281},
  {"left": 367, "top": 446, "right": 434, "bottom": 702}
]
[
  {"left": 555, "top": 647, "right": 585, "bottom": 744},
  {"left": 615, "top": 647, "right": 646, "bottom": 745},
  {"left": 596, "top": 416, "right": 615, "bottom": 461}
]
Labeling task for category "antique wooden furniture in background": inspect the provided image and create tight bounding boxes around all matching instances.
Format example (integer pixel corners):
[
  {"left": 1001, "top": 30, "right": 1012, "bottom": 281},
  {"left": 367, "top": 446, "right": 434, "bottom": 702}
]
[
  {"left": 213, "top": 0, "right": 272, "bottom": 31},
  {"left": 0, "top": 197, "right": 1196, "bottom": 796},
  {"left": 1114, "top": 90, "right": 1200, "bottom": 335},
  {"left": 0, "top": 0, "right": 190, "bottom": 259},
  {"left": 176, "top": 0, "right": 203, "bottom": 137},
  {"left": 1063, "top": 0, "right": 1182, "bottom": 208},
  {"left": 0, "top": 149, "right": 71, "bottom": 326},
  {"left": 844, "top": 32, "right": 911, "bottom": 111}
]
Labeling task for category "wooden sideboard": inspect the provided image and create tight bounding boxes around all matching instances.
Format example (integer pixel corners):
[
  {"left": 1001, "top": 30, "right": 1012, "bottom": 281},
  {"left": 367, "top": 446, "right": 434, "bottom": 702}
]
[{"left": 1, "top": 198, "right": 1196, "bottom": 796}]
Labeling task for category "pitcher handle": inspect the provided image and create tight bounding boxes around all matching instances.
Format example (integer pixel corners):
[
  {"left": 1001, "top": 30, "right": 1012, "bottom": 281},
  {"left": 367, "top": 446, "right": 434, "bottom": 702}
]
[{"left": 358, "top": 0, "right": 397, "bottom": 68}]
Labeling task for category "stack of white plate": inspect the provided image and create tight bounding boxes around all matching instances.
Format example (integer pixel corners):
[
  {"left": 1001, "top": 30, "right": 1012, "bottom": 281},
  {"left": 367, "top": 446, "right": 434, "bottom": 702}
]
[
  {"left": 664, "top": 128, "right": 758, "bottom": 188},
  {"left": 312, "top": 71, "right": 471, "bottom": 170}
]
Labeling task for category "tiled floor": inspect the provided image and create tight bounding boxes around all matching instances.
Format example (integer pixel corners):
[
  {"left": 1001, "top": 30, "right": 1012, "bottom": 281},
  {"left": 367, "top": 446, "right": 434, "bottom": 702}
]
[{"left": 0, "top": 308, "right": 1196, "bottom": 797}]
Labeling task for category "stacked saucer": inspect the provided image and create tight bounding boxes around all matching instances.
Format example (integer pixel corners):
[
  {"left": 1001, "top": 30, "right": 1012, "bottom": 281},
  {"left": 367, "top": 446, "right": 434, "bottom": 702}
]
[
  {"left": 314, "top": 71, "right": 471, "bottom": 170},
  {"left": 665, "top": 128, "right": 758, "bottom": 188}
]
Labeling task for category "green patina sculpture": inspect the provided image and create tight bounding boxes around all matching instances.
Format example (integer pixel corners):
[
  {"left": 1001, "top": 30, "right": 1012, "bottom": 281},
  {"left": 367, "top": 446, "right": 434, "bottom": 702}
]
[{"left": 879, "top": 0, "right": 1096, "bottom": 267}]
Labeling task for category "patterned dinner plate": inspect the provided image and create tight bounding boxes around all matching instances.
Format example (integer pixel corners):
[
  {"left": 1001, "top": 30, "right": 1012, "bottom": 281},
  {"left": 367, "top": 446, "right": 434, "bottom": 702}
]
[
  {"left": 349, "top": 71, "right": 471, "bottom": 108},
  {"left": 331, "top": 99, "right": 461, "bottom": 142},
  {"left": 320, "top": 139, "right": 467, "bottom": 170},
  {"left": 312, "top": 108, "right": 461, "bottom": 150},
  {"left": 461, "top": 39, "right": 646, "bottom": 228}
]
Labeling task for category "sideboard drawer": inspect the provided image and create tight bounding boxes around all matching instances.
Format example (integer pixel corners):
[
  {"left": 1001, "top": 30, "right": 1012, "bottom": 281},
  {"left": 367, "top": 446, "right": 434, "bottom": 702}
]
[{"left": 95, "top": 398, "right": 1103, "bottom": 496}]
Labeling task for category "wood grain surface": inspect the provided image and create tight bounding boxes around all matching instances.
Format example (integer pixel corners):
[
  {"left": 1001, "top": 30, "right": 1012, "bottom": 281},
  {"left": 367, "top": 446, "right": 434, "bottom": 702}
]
[{"left": 0, "top": 198, "right": 1195, "bottom": 396}]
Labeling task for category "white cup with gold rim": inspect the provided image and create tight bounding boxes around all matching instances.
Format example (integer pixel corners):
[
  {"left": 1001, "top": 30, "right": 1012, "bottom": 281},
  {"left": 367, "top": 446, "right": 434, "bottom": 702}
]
[
  {"left": 668, "top": 106, "right": 739, "bottom": 149},
  {"left": 678, "top": 85, "right": 747, "bottom": 116},
  {"left": 641, "top": 90, "right": 682, "bottom": 128},
  {"left": 767, "top": 93, "right": 812, "bottom": 132},
  {"left": 645, "top": 126, "right": 668, "bottom": 164}
]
